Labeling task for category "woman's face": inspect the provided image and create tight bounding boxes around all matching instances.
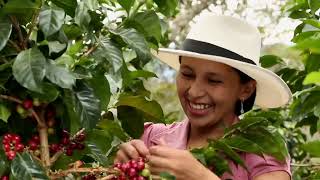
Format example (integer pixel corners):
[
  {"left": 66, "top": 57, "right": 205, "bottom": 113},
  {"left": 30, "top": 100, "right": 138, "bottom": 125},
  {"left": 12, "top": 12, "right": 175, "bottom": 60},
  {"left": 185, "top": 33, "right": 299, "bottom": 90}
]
[{"left": 176, "top": 56, "right": 255, "bottom": 128}]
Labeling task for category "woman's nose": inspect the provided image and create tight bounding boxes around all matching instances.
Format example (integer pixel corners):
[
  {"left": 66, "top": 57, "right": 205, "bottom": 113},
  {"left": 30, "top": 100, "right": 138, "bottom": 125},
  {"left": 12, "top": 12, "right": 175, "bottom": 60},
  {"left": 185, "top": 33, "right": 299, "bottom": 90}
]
[{"left": 187, "top": 80, "right": 206, "bottom": 99}]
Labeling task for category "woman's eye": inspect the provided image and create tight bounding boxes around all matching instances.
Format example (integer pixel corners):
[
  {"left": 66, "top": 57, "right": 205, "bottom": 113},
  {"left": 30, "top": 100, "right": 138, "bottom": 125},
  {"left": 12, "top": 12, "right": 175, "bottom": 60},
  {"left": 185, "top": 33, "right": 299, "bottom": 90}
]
[
  {"left": 181, "top": 72, "right": 194, "bottom": 78},
  {"left": 208, "top": 79, "right": 222, "bottom": 84}
]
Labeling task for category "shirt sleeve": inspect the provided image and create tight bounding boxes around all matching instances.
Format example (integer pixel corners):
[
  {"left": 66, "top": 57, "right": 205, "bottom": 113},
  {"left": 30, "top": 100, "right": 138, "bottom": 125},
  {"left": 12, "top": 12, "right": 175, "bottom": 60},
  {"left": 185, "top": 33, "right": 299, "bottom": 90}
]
[
  {"left": 140, "top": 122, "right": 167, "bottom": 148},
  {"left": 245, "top": 153, "right": 292, "bottom": 179}
]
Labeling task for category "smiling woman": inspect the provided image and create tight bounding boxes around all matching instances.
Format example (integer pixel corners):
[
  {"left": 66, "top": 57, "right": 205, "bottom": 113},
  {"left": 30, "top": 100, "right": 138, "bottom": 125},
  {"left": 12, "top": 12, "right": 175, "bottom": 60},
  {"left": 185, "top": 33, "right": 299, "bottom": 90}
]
[{"left": 114, "top": 14, "right": 292, "bottom": 180}]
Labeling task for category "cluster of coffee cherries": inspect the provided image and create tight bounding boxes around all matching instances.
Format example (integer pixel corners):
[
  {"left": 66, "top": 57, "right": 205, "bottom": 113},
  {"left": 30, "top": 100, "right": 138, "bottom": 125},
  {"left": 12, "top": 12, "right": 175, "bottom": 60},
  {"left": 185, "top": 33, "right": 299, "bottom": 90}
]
[
  {"left": 16, "top": 98, "right": 40, "bottom": 118},
  {"left": 112, "top": 158, "right": 151, "bottom": 180},
  {"left": 28, "top": 135, "right": 41, "bottom": 157},
  {"left": 0, "top": 175, "right": 9, "bottom": 180},
  {"left": 2, "top": 133, "right": 24, "bottom": 160},
  {"left": 49, "top": 130, "right": 86, "bottom": 156}
]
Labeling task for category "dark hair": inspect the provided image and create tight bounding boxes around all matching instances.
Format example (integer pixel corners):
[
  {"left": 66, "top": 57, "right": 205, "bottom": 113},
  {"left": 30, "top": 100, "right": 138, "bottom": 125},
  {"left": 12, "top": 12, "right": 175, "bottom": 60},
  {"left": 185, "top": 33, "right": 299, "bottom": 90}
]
[{"left": 234, "top": 69, "right": 256, "bottom": 115}]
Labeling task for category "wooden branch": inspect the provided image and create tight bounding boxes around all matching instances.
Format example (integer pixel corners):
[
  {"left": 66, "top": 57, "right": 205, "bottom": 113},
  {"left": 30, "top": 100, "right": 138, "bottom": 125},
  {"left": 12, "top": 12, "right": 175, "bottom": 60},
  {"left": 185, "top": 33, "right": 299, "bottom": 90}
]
[
  {"left": 24, "top": 9, "right": 40, "bottom": 47},
  {"left": 50, "top": 151, "right": 63, "bottom": 164},
  {"left": 0, "top": 94, "right": 23, "bottom": 104},
  {"left": 8, "top": 40, "right": 22, "bottom": 52},
  {"left": 9, "top": 16, "right": 26, "bottom": 50},
  {"left": 50, "top": 167, "right": 119, "bottom": 179},
  {"left": 83, "top": 45, "right": 98, "bottom": 57}
]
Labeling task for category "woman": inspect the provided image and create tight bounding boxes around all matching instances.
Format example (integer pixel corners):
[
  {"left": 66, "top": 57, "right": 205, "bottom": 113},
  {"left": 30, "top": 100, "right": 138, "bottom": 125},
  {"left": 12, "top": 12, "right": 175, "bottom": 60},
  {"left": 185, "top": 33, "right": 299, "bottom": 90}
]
[{"left": 114, "top": 14, "right": 292, "bottom": 180}]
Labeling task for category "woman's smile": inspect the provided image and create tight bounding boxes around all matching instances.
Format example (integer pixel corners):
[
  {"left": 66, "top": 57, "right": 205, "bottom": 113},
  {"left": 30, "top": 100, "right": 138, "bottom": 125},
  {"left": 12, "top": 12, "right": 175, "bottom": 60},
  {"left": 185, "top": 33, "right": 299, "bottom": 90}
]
[{"left": 186, "top": 100, "right": 214, "bottom": 117}]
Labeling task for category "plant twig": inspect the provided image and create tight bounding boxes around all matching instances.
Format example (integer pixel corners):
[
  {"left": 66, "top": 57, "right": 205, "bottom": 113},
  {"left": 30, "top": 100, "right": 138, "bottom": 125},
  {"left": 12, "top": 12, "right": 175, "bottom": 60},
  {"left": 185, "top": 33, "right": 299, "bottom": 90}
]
[
  {"left": 291, "top": 163, "right": 320, "bottom": 168},
  {"left": 83, "top": 45, "right": 98, "bottom": 57},
  {"left": 24, "top": 9, "right": 40, "bottom": 48},
  {"left": 8, "top": 40, "right": 22, "bottom": 52},
  {"left": 50, "top": 151, "right": 63, "bottom": 164},
  {"left": 0, "top": 94, "right": 23, "bottom": 104},
  {"left": 50, "top": 167, "right": 119, "bottom": 179},
  {"left": 9, "top": 16, "right": 26, "bottom": 50}
]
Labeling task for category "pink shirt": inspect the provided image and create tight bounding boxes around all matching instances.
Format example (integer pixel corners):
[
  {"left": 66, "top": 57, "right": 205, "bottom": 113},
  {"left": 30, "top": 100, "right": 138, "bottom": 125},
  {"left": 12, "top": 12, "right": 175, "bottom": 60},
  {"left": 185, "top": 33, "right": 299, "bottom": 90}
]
[{"left": 141, "top": 119, "right": 291, "bottom": 180}]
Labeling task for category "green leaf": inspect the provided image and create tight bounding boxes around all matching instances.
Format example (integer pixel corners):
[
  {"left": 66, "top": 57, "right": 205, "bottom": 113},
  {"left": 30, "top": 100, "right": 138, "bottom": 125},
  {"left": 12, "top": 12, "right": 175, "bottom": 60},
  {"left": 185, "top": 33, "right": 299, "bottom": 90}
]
[
  {"left": 97, "top": 38, "right": 123, "bottom": 72},
  {"left": 45, "top": 60, "right": 76, "bottom": 89},
  {"left": 30, "top": 82, "right": 60, "bottom": 102},
  {"left": 48, "top": 41, "right": 67, "bottom": 55},
  {"left": 0, "top": 103, "right": 11, "bottom": 123},
  {"left": 289, "top": 10, "right": 311, "bottom": 19},
  {"left": 0, "top": 62, "right": 12, "bottom": 89},
  {"left": 12, "top": 48, "right": 46, "bottom": 93},
  {"left": 39, "top": 6, "right": 66, "bottom": 37},
  {"left": 306, "top": 54, "right": 320, "bottom": 73},
  {"left": 74, "top": 0, "right": 98, "bottom": 30},
  {"left": 63, "top": 89, "right": 81, "bottom": 135},
  {"left": 295, "top": 33, "right": 320, "bottom": 53},
  {"left": 97, "top": 120, "right": 129, "bottom": 141},
  {"left": 55, "top": 54, "right": 75, "bottom": 67},
  {"left": 301, "top": 140, "right": 320, "bottom": 157},
  {"left": 74, "top": 81, "right": 101, "bottom": 129},
  {"left": 3, "top": 0, "right": 41, "bottom": 24},
  {"left": 240, "top": 127, "right": 287, "bottom": 161},
  {"left": 0, "top": 18, "right": 12, "bottom": 51},
  {"left": 129, "top": 70, "right": 157, "bottom": 79},
  {"left": 260, "top": 55, "right": 284, "bottom": 68},
  {"left": 112, "top": 28, "right": 151, "bottom": 65},
  {"left": 304, "top": 19, "right": 320, "bottom": 29},
  {"left": 223, "top": 136, "right": 264, "bottom": 156},
  {"left": 308, "top": 0, "right": 320, "bottom": 15},
  {"left": 224, "top": 117, "right": 268, "bottom": 137},
  {"left": 131, "top": 11, "right": 162, "bottom": 42},
  {"left": 0, "top": 150, "right": 9, "bottom": 176},
  {"left": 118, "top": 0, "right": 134, "bottom": 13},
  {"left": 117, "top": 106, "right": 144, "bottom": 139},
  {"left": 63, "top": 24, "right": 83, "bottom": 40},
  {"left": 51, "top": 0, "right": 77, "bottom": 17},
  {"left": 86, "top": 129, "right": 112, "bottom": 166},
  {"left": 303, "top": 71, "right": 320, "bottom": 85},
  {"left": 212, "top": 140, "right": 247, "bottom": 169},
  {"left": 87, "top": 71, "right": 111, "bottom": 110},
  {"left": 116, "top": 94, "right": 164, "bottom": 122},
  {"left": 159, "top": 172, "right": 176, "bottom": 180},
  {"left": 11, "top": 152, "right": 49, "bottom": 180},
  {"left": 153, "top": 0, "right": 178, "bottom": 16}
]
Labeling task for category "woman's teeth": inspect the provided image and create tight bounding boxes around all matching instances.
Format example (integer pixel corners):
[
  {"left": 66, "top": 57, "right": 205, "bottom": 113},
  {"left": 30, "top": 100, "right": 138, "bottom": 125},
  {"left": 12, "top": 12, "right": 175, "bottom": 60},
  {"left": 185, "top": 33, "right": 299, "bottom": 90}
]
[{"left": 189, "top": 102, "right": 211, "bottom": 110}]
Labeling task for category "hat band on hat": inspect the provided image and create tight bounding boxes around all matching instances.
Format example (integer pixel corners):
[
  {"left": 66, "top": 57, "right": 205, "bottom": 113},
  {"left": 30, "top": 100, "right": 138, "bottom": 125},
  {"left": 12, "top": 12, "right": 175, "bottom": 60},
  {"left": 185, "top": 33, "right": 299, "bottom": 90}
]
[{"left": 182, "top": 39, "right": 256, "bottom": 65}]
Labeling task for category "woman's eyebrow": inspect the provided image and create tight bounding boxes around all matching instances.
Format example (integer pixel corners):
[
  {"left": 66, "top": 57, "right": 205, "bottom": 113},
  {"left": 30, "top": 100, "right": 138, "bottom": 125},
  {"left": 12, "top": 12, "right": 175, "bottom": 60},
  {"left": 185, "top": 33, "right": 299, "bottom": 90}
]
[{"left": 180, "top": 64, "right": 193, "bottom": 70}]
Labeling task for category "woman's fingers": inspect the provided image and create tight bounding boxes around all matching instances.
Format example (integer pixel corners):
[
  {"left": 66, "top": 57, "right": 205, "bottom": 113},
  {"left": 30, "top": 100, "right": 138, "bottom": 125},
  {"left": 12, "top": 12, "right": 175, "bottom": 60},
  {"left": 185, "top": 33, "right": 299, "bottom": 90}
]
[
  {"left": 120, "top": 142, "right": 140, "bottom": 160},
  {"left": 114, "top": 149, "right": 130, "bottom": 163},
  {"left": 131, "top": 139, "right": 150, "bottom": 157}
]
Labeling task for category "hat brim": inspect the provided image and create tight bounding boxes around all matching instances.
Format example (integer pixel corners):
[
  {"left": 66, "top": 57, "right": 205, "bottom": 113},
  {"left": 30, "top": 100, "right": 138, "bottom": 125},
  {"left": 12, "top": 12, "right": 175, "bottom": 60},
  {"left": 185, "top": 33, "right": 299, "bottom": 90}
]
[{"left": 154, "top": 48, "right": 292, "bottom": 108}]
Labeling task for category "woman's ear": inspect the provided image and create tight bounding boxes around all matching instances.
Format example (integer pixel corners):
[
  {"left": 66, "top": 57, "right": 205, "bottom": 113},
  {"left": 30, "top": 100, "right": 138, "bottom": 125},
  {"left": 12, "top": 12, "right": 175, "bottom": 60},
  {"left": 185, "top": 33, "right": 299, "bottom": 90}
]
[{"left": 239, "top": 80, "right": 257, "bottom": 100}]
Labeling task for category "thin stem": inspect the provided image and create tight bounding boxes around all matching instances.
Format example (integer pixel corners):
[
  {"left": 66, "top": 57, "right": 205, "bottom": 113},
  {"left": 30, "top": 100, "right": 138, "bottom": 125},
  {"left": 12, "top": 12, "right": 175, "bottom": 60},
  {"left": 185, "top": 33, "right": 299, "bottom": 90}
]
[
  {"left": 24, "top": 8, "right": 40, "bottom": 47},
  {"left": 50, "top": 151, "right": 63, "bottom": 164},
  {"left": 83, "top": 45, "right": 98, "bottom": 57},
  {"left": 50, "top": 167, "right": 119, "bottom": 179},
  {"left": 9, "top": 16, "right": 26, "bottom": 50},
  {"left": 8, "top": 40, "right": 22, "bottom": 52},
  {"left": 0, "top": 94, "right": 22, "bottom": 104},
  {"left": 291, "top": 163, "right": 320, "bottom": 168}
]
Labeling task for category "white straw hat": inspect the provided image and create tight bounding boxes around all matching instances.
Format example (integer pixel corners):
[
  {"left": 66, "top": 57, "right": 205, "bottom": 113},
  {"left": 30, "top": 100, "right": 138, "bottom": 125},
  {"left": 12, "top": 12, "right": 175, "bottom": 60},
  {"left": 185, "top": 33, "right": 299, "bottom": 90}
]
[{"left": 155, "top": 14, "right": 292, "bottom": 108}]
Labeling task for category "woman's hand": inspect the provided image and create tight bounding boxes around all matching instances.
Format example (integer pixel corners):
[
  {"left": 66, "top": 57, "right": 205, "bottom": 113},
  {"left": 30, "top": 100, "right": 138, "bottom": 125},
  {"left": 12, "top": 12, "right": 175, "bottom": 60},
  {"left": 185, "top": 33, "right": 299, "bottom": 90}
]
[
  {"left": 114, "top": 139, "right": 150, "bottom": 163},
  {"left": 147, "top": 145, "right": 220, "bottom": 180}
]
